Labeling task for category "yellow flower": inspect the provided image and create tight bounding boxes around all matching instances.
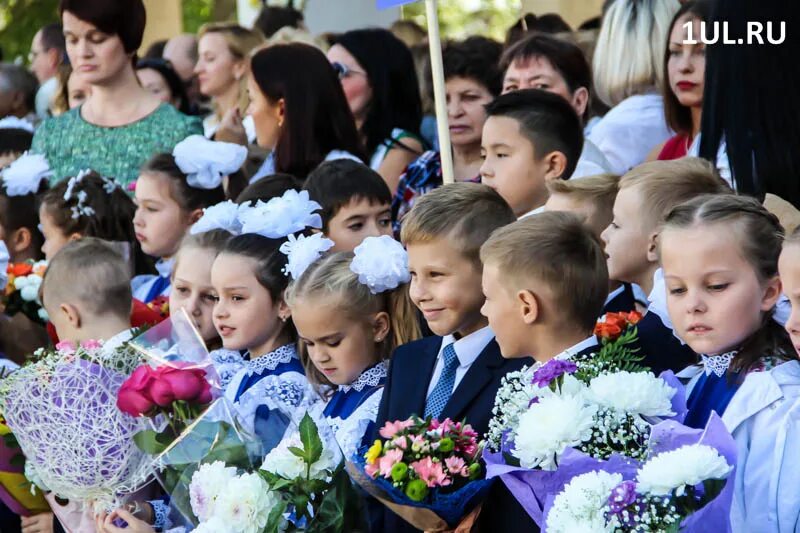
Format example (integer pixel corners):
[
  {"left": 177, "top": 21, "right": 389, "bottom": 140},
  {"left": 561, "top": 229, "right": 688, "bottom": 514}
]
[{"left": 365, "top": 439, "right": 383, "bottom": 464}]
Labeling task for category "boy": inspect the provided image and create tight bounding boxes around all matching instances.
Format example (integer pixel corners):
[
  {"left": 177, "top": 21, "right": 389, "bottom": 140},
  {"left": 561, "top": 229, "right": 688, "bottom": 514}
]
[
  {"left": 304, "top": 160, "right": 393, "bottom": 252},
  {"left": 373, "top": 183, "right": 529, "bottom": 533},
  {"left": 41, "top": 238, "right": 134, "bottom": 348},
  {"left": 544, "top": 173, "right": 641, "bottom": 313},
  {"left": 480, "top": 88, "right": 583, "bottom": 219},
  {"left": 600, "top": 158, "right": 732, "bottom": 373}
]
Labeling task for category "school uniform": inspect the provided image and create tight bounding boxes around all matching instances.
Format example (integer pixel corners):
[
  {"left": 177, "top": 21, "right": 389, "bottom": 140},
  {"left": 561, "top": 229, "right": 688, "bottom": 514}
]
[
  {"left": 131, "top": 258, "right": 174, "bottom": 304},
  {"left": 371, "top": 327, "right": 531, "bottom": 533},
  {"left": 603, "top": 283, "right": 637, "bottom": 314}
]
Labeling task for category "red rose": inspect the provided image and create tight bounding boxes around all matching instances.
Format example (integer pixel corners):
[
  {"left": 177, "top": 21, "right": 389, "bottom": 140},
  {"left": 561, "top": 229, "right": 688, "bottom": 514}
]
[
  {"left": 150, "top": 366, "right": 212, "bottom": 406},
  {"left": 117, "top": 366, "right": 156, "bottom": 417}
]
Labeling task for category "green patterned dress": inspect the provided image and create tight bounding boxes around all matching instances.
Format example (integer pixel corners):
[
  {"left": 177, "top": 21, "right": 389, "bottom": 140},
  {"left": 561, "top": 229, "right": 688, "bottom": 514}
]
[{"left": 31, "top": 103, "right": 202, "bottom": 187}]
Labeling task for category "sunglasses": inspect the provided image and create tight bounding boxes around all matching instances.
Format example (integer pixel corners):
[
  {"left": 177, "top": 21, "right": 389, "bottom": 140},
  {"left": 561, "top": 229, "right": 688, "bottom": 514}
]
[{"left": 331, "top": 61, "right": 366, "bottom": 80}]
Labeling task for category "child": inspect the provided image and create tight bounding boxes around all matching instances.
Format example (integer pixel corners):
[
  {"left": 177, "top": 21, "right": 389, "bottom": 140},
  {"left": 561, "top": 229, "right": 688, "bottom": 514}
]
[
  {"left": 286, "top": 238, "right": 420, "bottom": 458},
  {"left": 480, "top": 88, "right": 584, "bottom": 218},
  {"left": 0, "top": 116, "right": 33, "bottom": 169},
  {"left": 544, "top": 173, "right": 640, "bottom": 313},
  {"left": 0, "top": 153, "right": 49, "bottom": 262},
  {"left": 600, "top": 158, "right": 731, "bottom": 374},
  {"left": 661, "top": 195, "right": 799, "bottom": 531},
  {"left": 373, "top": 183, "right": 528, "bottom": 533},
  {"left": 132, "top": 135, "right": 242, "bottom": 304},
  {"left": 304, "top": 160, "right": 394, "bottom": 252}
]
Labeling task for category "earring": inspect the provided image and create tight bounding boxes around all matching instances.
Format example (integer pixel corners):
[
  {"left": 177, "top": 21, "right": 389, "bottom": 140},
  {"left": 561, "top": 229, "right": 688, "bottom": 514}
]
[{"left": 280, "top": 315, "right": 288, "bottom": 323}]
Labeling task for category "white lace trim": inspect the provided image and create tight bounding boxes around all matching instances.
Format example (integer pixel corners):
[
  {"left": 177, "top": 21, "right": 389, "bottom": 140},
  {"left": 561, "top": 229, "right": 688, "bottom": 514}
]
[
  {"left": 701, "top": 351, "right": 736, "bottom": 377},
  {"left": 245, "top": 344, "right": 297, "bottom": 376},
  {"left": 232, "top": 372, "right": 311, "bottom": 435},
  {"left": 327, "top": 389, "right": 384, "bottom": 459},
  {"left": 210, "top": 349, "right": 246, "bottom": 388},
  {"left": 340, "top": 361, "right": 388, "bottom": 393}
]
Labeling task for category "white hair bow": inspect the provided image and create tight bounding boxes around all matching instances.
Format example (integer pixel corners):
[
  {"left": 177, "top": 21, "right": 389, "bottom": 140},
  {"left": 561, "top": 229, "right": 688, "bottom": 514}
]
[
  {"left": 190, "top": 200, "right": 243, "bottom": 235},
  {"left": 351, "top": 235, "right": 411, "bottom": 293},
  {"left": 0, "top": 116, "right": 34, "bottom": 133},
  {"left": 279, "top": 233, "right": 335, "bottom": 280},
  {"left": 0, "top": 153, "right": 52, "bottom": 196},
  {"left": 173, "top": 135, "right": 248, "bottom": 190},
  {"left": 238, "top": 190, "right": 323, "bottom": 239}
]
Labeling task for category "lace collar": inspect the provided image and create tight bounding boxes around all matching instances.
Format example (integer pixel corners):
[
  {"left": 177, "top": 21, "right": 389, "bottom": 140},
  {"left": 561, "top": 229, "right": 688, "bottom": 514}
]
[
  {"left": 340, "top": 361, "right": 388, "bottom": 393},
  {"left": 700, "top": 351, "right": 736, "bottom": 378},
  {"left": 245, "top": 344, "right": 297, "bottom": 376}
]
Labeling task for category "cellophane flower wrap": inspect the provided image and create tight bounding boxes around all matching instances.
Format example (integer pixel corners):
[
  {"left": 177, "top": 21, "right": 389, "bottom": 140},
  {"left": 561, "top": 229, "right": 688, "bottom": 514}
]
[
  {"left": 118, "top": 310, "right": 261, "bottom": 526},
  {"left": 0, "top": 339, "right": 152, "bottom": 512},
  {"left": 543, "top": 414, "right": 736, "bottom": 532},
  {"left": 3, "top": 260, "right": 48, "bottom": 324},
  {"left": 347, "top": 415, "right": 491, "bottom": 531},
  {"left": 483, "top": 312, "right": 689, "bottom": 526}
]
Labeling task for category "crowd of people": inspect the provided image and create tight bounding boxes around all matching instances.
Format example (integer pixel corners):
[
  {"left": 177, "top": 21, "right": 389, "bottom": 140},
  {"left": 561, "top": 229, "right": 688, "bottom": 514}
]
[{"left": 0, "top": 0, "right": 799, "bottom": 531}]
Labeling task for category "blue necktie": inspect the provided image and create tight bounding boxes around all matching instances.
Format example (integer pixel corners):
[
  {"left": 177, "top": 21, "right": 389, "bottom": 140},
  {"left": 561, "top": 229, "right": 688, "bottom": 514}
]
[{"left": 424, "top": 343, "right": 459, "bottom": 419}]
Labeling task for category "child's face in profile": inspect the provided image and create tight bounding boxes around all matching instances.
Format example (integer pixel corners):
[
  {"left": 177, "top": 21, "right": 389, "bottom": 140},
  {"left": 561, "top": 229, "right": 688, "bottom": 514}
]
[
  {"left": 293, "top": 298, "right": 387, "bottom": 387},
  {"left": 169, "top": 247, "right": 219, "bottom": 344},
  {"left": 210, "top": 253, "right": 288, "bottom": 356},
  {"left": 600, "top": 185, "right": 652, "bottom": 286},
  {"left": 480, "top": 115, "right": 550, "bottom": 218},
  {"left": 778, "top": 242, "right": 800, "bottom": 355},
  {"left": 326, "top": 198, "right": 392, "bottom": 253},
  {"left": 39, "top": 204, "right": 73, "bottom": 260},
  {"left": 407, "top": 239, "right": 487, "bottom": 338},
  {"left": 480, "top": 263, "right": 529, "bottom": 359},
  {"left": 133, "top": 173, "right": 195, "bottom": 259},
  {"left": 662, "top": 224, "right": 780, "bottom": 356}
]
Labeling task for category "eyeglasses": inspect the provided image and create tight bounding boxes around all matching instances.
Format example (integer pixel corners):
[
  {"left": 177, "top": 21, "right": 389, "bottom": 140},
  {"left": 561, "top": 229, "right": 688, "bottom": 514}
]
[{"left": 330, "top": 61, "right": 366, "bottom": 80}]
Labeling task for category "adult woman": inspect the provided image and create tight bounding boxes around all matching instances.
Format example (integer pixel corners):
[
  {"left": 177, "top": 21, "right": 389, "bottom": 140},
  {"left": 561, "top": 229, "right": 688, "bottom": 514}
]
[
  {"left": 649, "top": 0, "right": 710, "bottom": 161},
  {"left": 588, "top": 0, "right": 679, "bottom": 174},
  {"left": 31, "top": 0, "right": 201, "bottom": 186},
  {"left": 327, "top": 28, "right": 424, "bottom": 192},
  {"left": 194, "top": 22, "right": 264, "bottom": 142},
  {"left": 392, "top": 37, "right": 503, "bottom": 233},
  {"left": 248, "top": 43, "right": 364, "bottom": 180},
  {"left": 135, "top": 58, "right": 192, "bottom": 115}
]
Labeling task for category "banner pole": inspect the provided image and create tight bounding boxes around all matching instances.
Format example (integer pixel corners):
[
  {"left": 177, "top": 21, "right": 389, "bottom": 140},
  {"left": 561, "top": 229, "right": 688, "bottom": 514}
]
[{"left": 424, "top": 0, "right": 454, "bottom": 184}]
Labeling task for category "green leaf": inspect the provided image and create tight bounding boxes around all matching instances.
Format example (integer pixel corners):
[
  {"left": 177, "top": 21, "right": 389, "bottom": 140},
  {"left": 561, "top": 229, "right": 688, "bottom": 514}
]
[
  {"left": 265, "top": 499, "right": 289, "bottom": 533},
  {"left": 310, "top": 466, "right": 366, "bottom": 533},
  {"left": 299, "top": 412, "right": 323, "bottom": 466},
  {"left": 288, "top": 446, "right": 308, "bottom": 461},
  {"left": 701, "top": 478, "right": 727, "bottom": 503},
  {"left": 133, "top": 429, "right": 170, "bottom": 455}
]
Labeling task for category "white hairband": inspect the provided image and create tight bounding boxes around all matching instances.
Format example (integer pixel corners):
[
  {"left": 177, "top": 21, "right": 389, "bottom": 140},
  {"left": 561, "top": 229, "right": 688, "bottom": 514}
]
[
  {"left": 0, "top": 116, "right": 34, "bottom": 134},
  {"left": 173, "top": 135, "right": 248, "bottom": 190},
  {"left": 0, "top": 153, "right": 52, "bottom": 196}
]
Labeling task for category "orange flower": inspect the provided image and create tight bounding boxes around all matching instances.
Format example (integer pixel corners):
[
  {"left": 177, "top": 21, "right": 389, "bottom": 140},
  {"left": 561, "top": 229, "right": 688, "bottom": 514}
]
[
  {"left": 624, "top": 311, "right": 643, "bottom": 325},
  {"left": 9, "top": 263, "right": 33, "bottom": 277},
  {"left": 594, "top": 321, "right": 623, "bottom": 340}
]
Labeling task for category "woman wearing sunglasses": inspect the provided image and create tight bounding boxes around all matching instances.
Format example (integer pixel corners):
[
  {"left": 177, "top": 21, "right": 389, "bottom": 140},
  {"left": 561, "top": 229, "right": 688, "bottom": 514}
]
[
  {"left": 327, "top": 28, "right": 425, "bottom": 193},
  {"left": 247, "top": 42, "right": 365, "bottom": 181}
]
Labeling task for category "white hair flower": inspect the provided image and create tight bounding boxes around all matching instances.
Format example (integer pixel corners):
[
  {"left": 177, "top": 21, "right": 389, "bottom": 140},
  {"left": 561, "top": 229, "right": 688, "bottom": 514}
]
[
  {"left": 350, "top": 235, "right": 410, "bottom": 293},
  {"left": 587, "top": 371, "right": 676, "bottom": 418},
  {"left": 279, "top": 233, "right": 334, "bottom": 280},
  {"left": 0, "top": 116, "right": 35, "bottom": 133},
  {"left": 173, "top": 135, "right": 248, "bottom": 190},
  {"left": 636, "top": 444, "right": 732, "bottom": 496},
  {"left": 238, "top": 190, "right": 323, "bottom": 239},
  {"left": 191, "top": 200, "right": 243, "bottom": 235},
  {"left": 1, "top": 153, "right": 52, "bottom": 196}
]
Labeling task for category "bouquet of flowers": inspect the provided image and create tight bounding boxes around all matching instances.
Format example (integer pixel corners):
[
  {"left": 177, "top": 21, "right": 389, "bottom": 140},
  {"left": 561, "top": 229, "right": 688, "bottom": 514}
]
[
  {"left": 0, "top": 412, "right": 49, "bottom": 517},
  {"left": 544, "top": 415, "right": 736, "bottom": 532},
  {"left": 348, "top": 416, "right": 491, "bottom": 531},
  {"left": 2, "top": 260, "right": 48, "bottom": 324},
  {"left": 0, "top": 339, "right": 151, "bottom": 512},
  {"left": 189, "top": 413, "right": 362, "bottom": 532}
]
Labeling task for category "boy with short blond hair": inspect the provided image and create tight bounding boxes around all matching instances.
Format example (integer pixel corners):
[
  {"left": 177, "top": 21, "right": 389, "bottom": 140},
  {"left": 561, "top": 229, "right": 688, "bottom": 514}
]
[
  {"left": 600, "top": 157, "right": 732, "bottom": 374},
  {"left": 545, "top": 173, "right": 619, "bottom": 239},
  {"left": 374, "top": 183, "right": 530, "bottom": 533}
]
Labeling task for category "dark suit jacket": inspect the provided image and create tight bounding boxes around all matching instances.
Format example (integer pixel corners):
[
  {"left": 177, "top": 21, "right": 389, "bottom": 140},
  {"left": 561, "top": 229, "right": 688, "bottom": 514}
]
[
  {"left": 635, "top": 311, "right": 697, "bottom": 375},
  {"left": 370, "top": 335, "right": 531, "bottom": 533}
]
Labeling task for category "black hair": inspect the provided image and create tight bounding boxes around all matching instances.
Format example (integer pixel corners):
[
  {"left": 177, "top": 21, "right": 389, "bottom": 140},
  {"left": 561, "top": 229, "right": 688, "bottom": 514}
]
[
  {"left": 303, "top": 160, "right": 392, "bottom": 230},
  {"left": 220, "top": 233, "right": 296, "bottom": 341},
  {"left": 578, "top": 16, "right": 602, "bottom": 31},
  {"left": 59, "top": 0, "right": 146, "bottom": 55},
  {"left": 0, "top": 179, "right": 48, "bottom": 260},
  {"left": 236, "top": 173, "right": 302, "bottom": 205},
  {"left": 136, "top": 58, "right": 191, "bottom": 114},
  {"left": 505, "top": 13, "right": 539, "bottom": 48},
  {"left": 254, "top": 6, "right": 304, "bottom": 38},
  {"left": 440, "top": 37, "right": 504, "bottom": 98},
  {"left": 144, "top": 39, "right": 166, "bottom": 59},
  {"left": 699, "top": 0, "right": 800, "bottom": 203},
  {"left": 140, "top": 153, "right": 227, "bottom": 212},
  {"left": 485, "top": 89, "right": 584, "bottom": 179},
  {"left": 333, "top": 28, "right": 423, "bottom": 157},
  {"left": 0, "top": 129, "right": 33, "bottom": 156}
]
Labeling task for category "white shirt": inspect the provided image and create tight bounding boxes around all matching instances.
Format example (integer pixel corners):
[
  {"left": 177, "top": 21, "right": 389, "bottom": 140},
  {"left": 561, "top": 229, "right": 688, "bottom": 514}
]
[
  {"left": 203, "top": 114, "right": 257, "bottom": 144},
  {"left": 35, "top": 77, "right": 58, "bottom": 119},
  {"left": 588, "top": 93, "right": 672, "bottom": 175},
  {"left": 249, "top": 149, "right": 363, "bottom": 184},
  {"left": 572, "top": 137, "right": 614, "bottom": 179},
  {"left": 519, "top": 205, "right": 546, "bottom": 220},
  {"left": 131, "top": 258, "right": 175, "bottom": 303},
  {"left": 425, "top": 326, "right": 495, "bottom": 399},
  {"left": 687, "top": 134, "right": 733, "bottom": 188}
]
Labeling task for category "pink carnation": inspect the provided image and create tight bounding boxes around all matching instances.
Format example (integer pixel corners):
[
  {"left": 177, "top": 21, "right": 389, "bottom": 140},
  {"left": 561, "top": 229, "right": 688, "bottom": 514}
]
[
  {"left": 378, "top": 449, "right": 404, "bottom": 478},
  {"left": 379, "top": 419, "right": 414, "bottom": 439},
  {"left": 411, "top": 457, "right": 450, "bottom": 488},
  {"left": 444, "top": 457, "right": 468, "bottom": 477},
  {"left": 392, "top": 436, "right": 408, "bottom": 450},
  {"left": 365, "top": 462, "right": 379, "bottom": 478},
  {"left": 55, "top": 340, "right": 76, "bottom": 354},
  {"left": 80, "top": 339, "right": 103, "bottom": 350}
]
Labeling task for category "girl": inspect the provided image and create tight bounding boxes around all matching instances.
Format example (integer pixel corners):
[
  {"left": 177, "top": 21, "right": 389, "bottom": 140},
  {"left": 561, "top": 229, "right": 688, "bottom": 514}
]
[
  {"left": 132, "top": 135, "right": 242, "bottom": 304},
  {"left": 660, "top": 194, "right": 799, "bottom": 531},
  {"left": 0, "top": 153, "right": 49, "bottom": 263},
  {"left": 328, "top": 28, "right": 425, "bottom": 192},
  {"left": 286, "top": 236, "right": 421, "bottom": 458},
  {"left": 135, "top": 58, "right": 192, "bottom": 115}
]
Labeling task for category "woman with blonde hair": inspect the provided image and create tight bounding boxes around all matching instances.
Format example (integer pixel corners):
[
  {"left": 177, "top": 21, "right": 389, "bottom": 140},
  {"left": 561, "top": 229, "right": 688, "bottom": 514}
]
[
  {"left": 195, "top": 22, "right": 264, "bottom": 142},
  {"left": 588, "top": 0, "right": 679, "bottom": 174}
]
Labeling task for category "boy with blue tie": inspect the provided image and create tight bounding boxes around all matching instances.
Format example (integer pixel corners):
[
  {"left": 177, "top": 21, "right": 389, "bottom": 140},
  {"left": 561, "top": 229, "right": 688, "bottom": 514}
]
[{"left": 373, "top": 183, "right": 529, "bottom": 532}]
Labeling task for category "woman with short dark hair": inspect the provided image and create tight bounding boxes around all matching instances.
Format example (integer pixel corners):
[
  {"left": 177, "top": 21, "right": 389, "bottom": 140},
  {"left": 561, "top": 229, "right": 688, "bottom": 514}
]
[
  {"left": 135, "top": 58, "right": 192, "bottom": 115},
  {"left": 31, "top": 0, "right": 202, "bottom": 186}
]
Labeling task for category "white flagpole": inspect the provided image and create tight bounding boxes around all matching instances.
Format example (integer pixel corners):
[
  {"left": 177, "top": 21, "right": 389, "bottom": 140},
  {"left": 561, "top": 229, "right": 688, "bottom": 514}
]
[{"left": 424, "top": 0, "right": 454, "bottom": 184}]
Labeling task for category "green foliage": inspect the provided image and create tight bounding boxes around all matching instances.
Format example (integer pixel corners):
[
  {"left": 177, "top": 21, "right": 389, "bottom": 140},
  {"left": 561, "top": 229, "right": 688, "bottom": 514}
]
[
  {"left": 401, "top": 0, "right": 522, "bottom": 42},
  {"left": 574, "top": 327, "right": 646, "bottom": 382},
  {"left": 0, "top": 0, "right": 59, "bottom": 63},
  {"left": 182, "top": 0, "right": 216, "bottom": 35}
]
